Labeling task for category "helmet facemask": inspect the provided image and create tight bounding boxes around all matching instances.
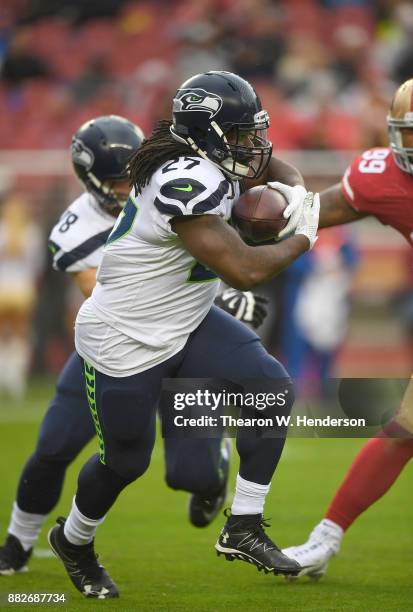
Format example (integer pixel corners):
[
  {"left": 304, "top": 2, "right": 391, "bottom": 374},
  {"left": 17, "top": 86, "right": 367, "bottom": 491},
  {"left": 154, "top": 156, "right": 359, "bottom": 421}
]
[
  {"left": 171, "top": 111, "right": 272, "bottom": 180},
  {"left": 219, "top": 117, "right": 272, "bottom": 179},
  {"left": 387, "top": 115, "right": 413, "bottom": 175},
  {"left": 85, "top": 172, "right": 130, "bottom": 215}
]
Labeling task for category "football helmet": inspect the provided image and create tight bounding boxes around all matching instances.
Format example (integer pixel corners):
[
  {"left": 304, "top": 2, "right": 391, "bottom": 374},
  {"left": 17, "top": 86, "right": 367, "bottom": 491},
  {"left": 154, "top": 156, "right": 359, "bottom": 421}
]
[
  {"left": 387, "top": 79, "right": 413, "bottom": 175},
  {"left": 170, "top": 71, "right": 272, "bottom": 179},
  {"left": 71, "top": 115, "right": 145, "bottom": 212}
]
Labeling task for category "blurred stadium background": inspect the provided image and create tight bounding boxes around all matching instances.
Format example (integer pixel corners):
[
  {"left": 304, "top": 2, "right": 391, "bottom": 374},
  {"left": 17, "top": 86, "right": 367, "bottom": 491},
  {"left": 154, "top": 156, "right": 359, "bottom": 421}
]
[
  {"left": 0, "top": 2, "right": 412, "bottom": 609},
  {"left": 1, "top": 0, "right": 412, "bottom": 396}
]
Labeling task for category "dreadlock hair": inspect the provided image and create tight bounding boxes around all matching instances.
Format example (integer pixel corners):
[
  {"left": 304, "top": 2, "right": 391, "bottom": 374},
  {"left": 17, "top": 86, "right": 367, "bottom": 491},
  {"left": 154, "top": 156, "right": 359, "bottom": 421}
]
[{"left": 129, "top": 119, "right": 196, "bottom": 193}]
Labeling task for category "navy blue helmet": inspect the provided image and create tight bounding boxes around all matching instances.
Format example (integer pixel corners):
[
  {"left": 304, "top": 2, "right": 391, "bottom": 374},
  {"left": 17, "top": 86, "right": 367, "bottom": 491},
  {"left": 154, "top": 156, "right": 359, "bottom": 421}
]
[
  {"left": 170, "top": 71, "right": 272, "bottom": 179},
  {"left": 71, "top": 115, "right": 145, "bottom": 212}
]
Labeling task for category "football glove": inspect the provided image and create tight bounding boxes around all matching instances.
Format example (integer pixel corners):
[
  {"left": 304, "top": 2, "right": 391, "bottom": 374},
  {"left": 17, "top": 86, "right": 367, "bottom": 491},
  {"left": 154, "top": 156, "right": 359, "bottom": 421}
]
[
  {"left": 294, "top": 191, "right": 320, "bottom": 249},
  {"left": 267, "top": 182, "right": 308, "bottom": 239},
  {"left": 215, "top": 289, "right": 269, "bottom": 328}
]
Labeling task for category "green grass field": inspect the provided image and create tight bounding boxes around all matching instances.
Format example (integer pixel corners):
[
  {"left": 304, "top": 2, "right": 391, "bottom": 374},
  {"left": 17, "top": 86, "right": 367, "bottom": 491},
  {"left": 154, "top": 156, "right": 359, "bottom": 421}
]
[{"left": 0, "top": 380, "right": 412, "bottom": 611}]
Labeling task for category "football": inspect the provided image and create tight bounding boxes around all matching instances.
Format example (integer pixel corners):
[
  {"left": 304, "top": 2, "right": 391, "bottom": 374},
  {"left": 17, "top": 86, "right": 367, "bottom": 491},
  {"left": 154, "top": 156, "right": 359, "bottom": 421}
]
[{"left": 232, "top": 185, "right": 288, "bottom": 243}]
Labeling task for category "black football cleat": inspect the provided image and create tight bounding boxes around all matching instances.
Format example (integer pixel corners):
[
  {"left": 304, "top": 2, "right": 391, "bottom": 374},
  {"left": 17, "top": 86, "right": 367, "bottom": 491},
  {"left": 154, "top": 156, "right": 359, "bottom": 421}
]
[
  {"left": 0, "top": 534, "right": 32, "bottom": 575},
  {"left": 215, "top": 510, "right": 301, "bottom": 576},
  {"left": 48, "top": 517, "right": 119, "bottom": 599},
  {"left": 189, "top": 485, "right": 228, "bottom": 528},
  {"left": 189, "top": 439, "right": 231, "bottom": 528}
]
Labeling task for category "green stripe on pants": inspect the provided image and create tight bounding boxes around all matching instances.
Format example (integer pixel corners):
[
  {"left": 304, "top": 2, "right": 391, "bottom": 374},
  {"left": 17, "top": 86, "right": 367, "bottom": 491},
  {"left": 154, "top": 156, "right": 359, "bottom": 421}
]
[{"left": 83, "top": 360, "right": 106, "bottom": 464}]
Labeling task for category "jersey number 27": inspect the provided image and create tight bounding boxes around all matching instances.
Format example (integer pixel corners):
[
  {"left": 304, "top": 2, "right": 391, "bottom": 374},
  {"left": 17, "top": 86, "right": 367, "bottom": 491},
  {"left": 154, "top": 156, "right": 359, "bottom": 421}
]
[{"left": 107, "top": 195, "right": 218, "bottom": 283}]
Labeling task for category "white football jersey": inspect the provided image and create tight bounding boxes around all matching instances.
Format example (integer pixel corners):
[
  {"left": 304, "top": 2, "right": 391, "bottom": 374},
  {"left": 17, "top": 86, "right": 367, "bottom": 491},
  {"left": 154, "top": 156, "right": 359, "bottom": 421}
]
[
  {"left": 48, "top": 192, "right": 115, "bottom": 273},
  {"left": 75, "top": 156, "right": 240, "bottom": 376}
]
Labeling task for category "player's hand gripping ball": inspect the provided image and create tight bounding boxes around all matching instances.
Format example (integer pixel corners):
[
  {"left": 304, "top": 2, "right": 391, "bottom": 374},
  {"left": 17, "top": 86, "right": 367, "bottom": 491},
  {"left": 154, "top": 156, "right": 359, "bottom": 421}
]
[{"left": 232, "top": 185, "right": 288, "bottom": 243}]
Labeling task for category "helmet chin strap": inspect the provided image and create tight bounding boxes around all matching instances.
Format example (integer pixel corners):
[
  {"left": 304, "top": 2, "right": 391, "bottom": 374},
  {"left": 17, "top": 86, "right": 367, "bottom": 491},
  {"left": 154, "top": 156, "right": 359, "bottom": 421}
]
[
  {"left": 209, "top": 121, "right": 250, "bottom": 177},
  {"left": 86, "top": 171, "right": 127, "bottom": 208},
  {"left": 170, "top": 125, "right": 244, "bottom": 180},
  {"left": 87, "top": 171, "right": 103, "bottom": 190},
  {"left": 221, "top": 158, "right": 250, "bottom": 176}
]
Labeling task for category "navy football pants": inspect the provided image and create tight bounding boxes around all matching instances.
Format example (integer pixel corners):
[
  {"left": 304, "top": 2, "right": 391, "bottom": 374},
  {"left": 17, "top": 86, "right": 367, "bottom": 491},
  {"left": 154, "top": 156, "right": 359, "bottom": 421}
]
[
  {"left": 75, "top": 306, "right": 294, "bottom": 519},
  {"left": 16, "top": 354, "right": 224, "bottom": 515}
]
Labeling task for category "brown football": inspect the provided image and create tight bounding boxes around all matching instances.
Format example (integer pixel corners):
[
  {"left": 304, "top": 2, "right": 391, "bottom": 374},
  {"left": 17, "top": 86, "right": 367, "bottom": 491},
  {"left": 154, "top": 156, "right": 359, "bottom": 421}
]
[{"left": 232, "top": 185, "right": 288, "bottom": 243}]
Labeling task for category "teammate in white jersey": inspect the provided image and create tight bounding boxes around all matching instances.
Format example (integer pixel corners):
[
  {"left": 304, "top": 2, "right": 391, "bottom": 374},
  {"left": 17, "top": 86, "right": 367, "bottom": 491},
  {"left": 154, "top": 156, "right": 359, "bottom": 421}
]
[
  {"left": 0, "top": 116, "right": 142, "bottom": 574},
  {"left": 49, "top": 71, "right": 320, "bottom": 599},
  {"left": 76, "top": 155, "right": 241, "bottom": 374},
  {"left": 0, "top": 115, "right": 267, "bottom": 575}
]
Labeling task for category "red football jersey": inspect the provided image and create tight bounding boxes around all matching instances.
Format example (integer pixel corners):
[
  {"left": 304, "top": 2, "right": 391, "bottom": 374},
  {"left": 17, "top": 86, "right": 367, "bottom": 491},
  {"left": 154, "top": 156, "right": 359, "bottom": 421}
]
[{"left": 341, "top": 147, "right": 413, "bottom": 245}]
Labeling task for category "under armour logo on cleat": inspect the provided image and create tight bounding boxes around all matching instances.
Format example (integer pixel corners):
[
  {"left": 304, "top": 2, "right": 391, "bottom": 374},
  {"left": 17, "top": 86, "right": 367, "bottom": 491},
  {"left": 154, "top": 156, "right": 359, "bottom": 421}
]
[{"left": 222, "top": 532, "right": 229, "bottom": 544}]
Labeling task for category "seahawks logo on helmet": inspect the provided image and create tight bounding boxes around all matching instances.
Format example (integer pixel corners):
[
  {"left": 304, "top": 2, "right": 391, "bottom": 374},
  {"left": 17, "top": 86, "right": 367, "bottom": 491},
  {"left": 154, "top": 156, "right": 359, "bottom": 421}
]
[
  {"left": 71, "top": 138, "right": 94, "bottom": 170},
  {"left": 173, "top": 88, "right": 223, "bottom": 118}
]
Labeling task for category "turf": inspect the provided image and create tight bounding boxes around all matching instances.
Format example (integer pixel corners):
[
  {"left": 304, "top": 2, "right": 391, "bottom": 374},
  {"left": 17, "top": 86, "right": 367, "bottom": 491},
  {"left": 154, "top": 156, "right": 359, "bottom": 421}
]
[{"left": 0, "top": 380, "right": 412, "bottom": 611}]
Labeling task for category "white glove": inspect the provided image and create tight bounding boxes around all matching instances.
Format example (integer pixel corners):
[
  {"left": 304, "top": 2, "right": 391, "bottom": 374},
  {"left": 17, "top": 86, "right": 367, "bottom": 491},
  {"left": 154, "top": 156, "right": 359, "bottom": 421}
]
[
  {"left": 294, "top": 192, "right": 320, "bottom": 249},
  {"left": 267, "top": 181, "right": 308, "bottom": 239},
  {"left": 215, "top": 289, "right": 269, "bottom": 328}
]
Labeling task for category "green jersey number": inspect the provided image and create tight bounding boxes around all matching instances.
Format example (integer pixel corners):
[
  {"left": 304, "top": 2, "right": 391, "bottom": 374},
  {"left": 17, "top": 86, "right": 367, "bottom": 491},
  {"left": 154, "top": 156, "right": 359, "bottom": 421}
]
[{"left": 107, "top": 196, "right": 217, "bottom": 284}]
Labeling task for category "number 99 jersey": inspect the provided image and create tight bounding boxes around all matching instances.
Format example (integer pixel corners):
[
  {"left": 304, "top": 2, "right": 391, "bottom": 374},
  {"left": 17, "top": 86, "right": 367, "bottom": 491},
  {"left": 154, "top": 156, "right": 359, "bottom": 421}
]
[
  {"left": 341, "top": 147, "right": 413, "bottom": 245},
  {"left": 75, "top": 156, "right": 240, "bottom": 377}
]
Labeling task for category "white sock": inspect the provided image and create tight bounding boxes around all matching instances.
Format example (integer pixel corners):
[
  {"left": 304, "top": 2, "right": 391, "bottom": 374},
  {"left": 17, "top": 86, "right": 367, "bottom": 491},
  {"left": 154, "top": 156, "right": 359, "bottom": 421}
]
[
  {"left": 231, "top": 474, "right": 270, "bottom": 515},
  {"left": 319, "top": 518, "right": 344, "bottom": 539},
  {"left": 64, "top": 498, "right": 105, "bottom": 546},
  {"left": 8, "top": 502, "right": 47, "bottom": 551}
]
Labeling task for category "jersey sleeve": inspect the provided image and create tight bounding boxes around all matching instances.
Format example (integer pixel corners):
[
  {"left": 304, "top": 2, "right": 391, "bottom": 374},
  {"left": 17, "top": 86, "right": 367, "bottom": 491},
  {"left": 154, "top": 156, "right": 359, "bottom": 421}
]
[
  {"left": 340, "top": 148, "right": 391, "bottom": 215},
  {"left": 48, "top": 222, "right": 111, "bottom": 273},
  {"left": 341, "top": 156, "right": 372, "bottom": 213},
  {"left": 152, "top": 157, "right": 231, "bottom": 228}
]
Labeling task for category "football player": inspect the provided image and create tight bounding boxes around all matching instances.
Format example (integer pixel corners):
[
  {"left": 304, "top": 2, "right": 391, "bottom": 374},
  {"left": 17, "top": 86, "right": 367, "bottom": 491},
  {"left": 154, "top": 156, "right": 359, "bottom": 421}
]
[
  {"left": 0, "top": 114, "right": 268, "bottom": 575},
  {"left": 282, "top": 78, "right": 413, "bottom": 578},
  {"left": 47, "top": 71, "right": 320, "bottom": 598}
]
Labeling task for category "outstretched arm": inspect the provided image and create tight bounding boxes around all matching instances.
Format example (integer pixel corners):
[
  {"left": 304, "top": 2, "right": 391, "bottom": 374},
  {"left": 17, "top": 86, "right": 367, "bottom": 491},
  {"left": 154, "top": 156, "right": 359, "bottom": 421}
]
[{"left": 319, "top": 183, "right": 367, "bottom": 229}]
